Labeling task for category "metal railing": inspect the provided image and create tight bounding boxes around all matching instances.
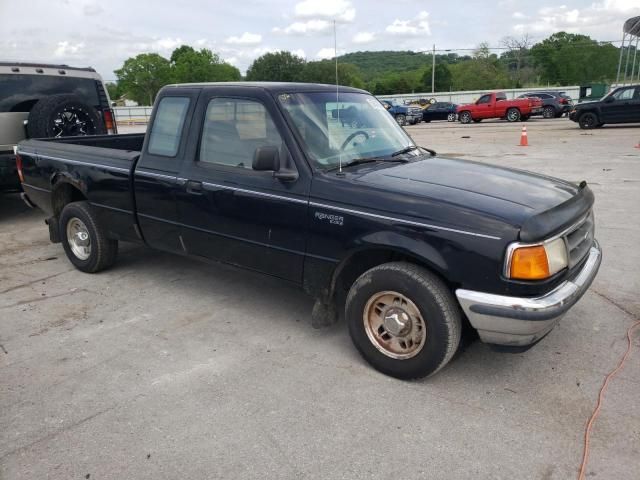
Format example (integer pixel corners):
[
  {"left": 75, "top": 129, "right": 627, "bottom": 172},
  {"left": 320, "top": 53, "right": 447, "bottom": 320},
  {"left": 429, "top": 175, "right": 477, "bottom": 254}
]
[{"left": 113, "top": 106, "right": 153, "bottom": 125}]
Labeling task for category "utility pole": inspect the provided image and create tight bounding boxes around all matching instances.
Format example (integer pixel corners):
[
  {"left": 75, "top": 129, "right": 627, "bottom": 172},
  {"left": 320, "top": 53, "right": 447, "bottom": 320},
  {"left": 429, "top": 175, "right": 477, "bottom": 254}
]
[{"left": 431, "top": 44, "right": 436, "bottom": 94}]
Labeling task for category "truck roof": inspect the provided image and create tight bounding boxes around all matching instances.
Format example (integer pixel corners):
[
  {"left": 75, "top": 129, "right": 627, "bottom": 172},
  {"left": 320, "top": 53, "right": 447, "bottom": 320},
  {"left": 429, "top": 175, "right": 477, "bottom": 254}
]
[
  {"left": 163, "top": 81, "right": 368, "bottom": 94},
  {"left": 0, "top": 61, "right": 97, "bottom": 72}
]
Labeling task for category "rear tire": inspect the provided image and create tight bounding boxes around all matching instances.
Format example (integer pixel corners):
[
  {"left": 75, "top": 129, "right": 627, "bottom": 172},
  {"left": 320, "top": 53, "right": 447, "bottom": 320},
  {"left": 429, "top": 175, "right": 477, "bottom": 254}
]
[
  {"left": 447, "top": 113, "right": 456, "bottom": 122},
  {"left": 542, "top": 106, "right": 556, "bottom": 119},
  {"left": 346, "top": 262, "right": 461, "bottom": 379},
  {"left": 506, "top": 108, "right": 521, "bottom": 122},
  {"left": 60, "top": 201, "right": 118, "bottom": 273},
  {"left": 27, "top": 94, "right": 105, "bottom": 138}
]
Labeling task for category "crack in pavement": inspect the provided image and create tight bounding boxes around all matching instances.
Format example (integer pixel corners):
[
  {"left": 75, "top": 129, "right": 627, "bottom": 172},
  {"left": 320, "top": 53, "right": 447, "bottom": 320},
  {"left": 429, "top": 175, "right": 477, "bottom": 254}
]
[
  {"left": 0, "top": 288, "right": 88, "bottom": 310},
  {"left": 592, "top": 289, "right": 639, "bottom": 321},
  {"left": 0, "top": 269, "right": 74, "bottom": 295}
]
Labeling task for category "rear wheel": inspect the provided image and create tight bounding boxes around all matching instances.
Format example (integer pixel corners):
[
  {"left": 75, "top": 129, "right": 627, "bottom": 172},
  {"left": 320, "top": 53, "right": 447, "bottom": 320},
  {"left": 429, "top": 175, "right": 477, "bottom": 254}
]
[
  {"left": 542, "top": 106, "right": 556, "bottom": 119},
  {"left": 346, "top": 262, "right": 461, "bottom": 379},
  {"left": 60, "top": 201, "right": 118, "bottom": 273},
  {"left": 447, "top": 113, "right": 456, "bottom": 122},
  {"left": 506, "top": 108, "right": 521, "bottom": 122},
  {"left": 459, "top": 111, "right": 472, "bottom": 124},
  {"left": 578, "top": 112, "right": 598, "bottom": 129}
]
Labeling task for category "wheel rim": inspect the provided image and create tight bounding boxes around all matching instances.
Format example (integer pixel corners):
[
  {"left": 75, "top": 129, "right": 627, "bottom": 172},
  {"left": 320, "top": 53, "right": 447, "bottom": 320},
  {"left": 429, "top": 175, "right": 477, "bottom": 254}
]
[
  {"left": 582, "top": 115, "right": 595, "bottom": 128},
  {"left": 447, "top": 113, "right": 455, "bottom": 121},
  {"left": 461, "top": 113, "right": 470, "bottom": 123},
  {"left": 508, "top": 110, "right": 519, "bottom": 121},
  {"left": 363, "top": 291, "right": 427, "bottom": 360},
  {"left": 396, "top": 115, "right": 406, "bottom": 126},
  {"left": 543, "top": 107, "right": 554, "bottom": 118},
  {"left": 66, "top": 217, "right": 91, "bottom": 260},
  {"left": 52, "top": 107, "right": 97, "bottom": 137}
]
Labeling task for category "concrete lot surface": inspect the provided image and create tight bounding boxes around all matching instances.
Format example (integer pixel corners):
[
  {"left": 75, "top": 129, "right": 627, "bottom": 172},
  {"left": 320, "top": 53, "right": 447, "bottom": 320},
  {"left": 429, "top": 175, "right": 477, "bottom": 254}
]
[{"left": 1, "top": 118, "right": 639, "bottom": 479}]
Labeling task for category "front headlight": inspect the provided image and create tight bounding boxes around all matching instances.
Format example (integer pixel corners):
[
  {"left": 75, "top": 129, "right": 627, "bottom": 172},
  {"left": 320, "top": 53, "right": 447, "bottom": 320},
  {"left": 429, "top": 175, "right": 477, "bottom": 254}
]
[{"left": 505, "top": 238, "right": 568, "bottom": 280}]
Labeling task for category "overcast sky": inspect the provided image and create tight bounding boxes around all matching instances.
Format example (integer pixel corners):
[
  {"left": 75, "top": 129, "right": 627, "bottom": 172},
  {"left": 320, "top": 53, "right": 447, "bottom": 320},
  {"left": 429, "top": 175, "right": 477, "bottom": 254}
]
[{"left": 0, "top": 0, "right": 636, "bottom": 81}]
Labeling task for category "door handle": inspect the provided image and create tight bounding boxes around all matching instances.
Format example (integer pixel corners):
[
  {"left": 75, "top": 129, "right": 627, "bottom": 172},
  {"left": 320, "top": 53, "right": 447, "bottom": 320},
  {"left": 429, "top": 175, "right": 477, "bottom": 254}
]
[{"left": 185, "top": 180, "right": 203, "bottom": 195}]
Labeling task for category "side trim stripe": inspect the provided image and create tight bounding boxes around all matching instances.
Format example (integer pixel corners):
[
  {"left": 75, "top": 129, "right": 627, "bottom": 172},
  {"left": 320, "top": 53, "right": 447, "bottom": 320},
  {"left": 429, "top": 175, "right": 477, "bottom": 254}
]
[
  {"left": 310, "top": 201, "right": 501, "bottom": 240},
  {"left": 16, "top": 151, "right": 131, "bottom": 174}
]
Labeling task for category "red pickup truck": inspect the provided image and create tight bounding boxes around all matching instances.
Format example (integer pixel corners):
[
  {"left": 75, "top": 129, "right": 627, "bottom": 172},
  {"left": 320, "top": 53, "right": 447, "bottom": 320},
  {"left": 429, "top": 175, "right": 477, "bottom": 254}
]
[{"left": 457, "top": 92, "right": 543, "bottom": 123}]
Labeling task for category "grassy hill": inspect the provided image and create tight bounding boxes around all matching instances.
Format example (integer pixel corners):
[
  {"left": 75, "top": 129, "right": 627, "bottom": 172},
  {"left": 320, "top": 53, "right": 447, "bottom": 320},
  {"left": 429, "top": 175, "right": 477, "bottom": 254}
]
[{"left": 338, "top": 51, "right": 433, "bottom": 81}]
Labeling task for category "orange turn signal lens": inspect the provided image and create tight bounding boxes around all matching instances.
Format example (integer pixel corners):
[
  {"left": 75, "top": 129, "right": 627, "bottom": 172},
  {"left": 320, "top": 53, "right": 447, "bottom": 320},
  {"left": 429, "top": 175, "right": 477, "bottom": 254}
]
[{"left": 509, "top": 245, "right": 550, "bottom": 280}]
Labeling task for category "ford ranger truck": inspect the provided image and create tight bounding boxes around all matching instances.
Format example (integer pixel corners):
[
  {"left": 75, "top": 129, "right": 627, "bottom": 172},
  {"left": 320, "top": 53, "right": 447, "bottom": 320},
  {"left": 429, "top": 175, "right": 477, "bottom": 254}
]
[
  {"left": 16, "top": 82, "right": 601, "bottom": 379},
  {"left": 457, "top": 92, "right": 543, "bottom": 123}
]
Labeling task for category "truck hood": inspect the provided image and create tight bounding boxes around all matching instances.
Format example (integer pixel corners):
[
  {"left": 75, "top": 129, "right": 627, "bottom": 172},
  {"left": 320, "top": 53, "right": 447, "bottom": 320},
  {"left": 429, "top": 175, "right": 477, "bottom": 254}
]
[{"left": 351, "top": 156, "right": 581, "bottom": 230}]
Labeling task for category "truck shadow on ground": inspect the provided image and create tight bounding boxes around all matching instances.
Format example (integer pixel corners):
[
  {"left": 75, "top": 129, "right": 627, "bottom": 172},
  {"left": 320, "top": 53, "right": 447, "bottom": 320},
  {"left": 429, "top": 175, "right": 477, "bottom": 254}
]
[{"left": 112, "top": 242, "right": 527, "bottom": 382}]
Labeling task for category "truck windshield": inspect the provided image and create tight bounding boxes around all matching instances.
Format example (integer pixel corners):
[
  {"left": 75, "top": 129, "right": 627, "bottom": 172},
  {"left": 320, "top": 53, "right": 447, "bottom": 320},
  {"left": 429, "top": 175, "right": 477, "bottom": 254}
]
[{"left": 278, "top": 91, "right": 414, "bottom": 170}]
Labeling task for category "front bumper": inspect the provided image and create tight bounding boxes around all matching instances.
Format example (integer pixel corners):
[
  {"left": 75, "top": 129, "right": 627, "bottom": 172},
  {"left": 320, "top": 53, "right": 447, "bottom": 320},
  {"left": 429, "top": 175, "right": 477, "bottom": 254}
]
[{"left": 455, "top": 241, "right": 601, "bottom": 347}]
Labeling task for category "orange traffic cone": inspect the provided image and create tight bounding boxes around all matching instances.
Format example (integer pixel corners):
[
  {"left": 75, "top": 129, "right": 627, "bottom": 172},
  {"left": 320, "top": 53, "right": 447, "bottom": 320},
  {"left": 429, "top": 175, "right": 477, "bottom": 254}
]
[{"left": 519, "top": 126, "right": 528, "bottom": 147}]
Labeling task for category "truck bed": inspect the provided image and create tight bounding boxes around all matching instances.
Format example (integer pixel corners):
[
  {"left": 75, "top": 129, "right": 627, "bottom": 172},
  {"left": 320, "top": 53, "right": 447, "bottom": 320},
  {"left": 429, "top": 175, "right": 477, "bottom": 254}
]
[{"left": 18, "top": 133, "right": 145, "bottom": 243}]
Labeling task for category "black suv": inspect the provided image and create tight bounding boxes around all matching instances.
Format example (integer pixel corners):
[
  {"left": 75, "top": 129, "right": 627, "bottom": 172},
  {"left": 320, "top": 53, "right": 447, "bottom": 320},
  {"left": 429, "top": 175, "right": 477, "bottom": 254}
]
[
  {"left": 518, "top": 91, "right": 573, "bottom": 119},
  {"left": 0, "top": 62, "right": 117, "bottom": 192},
  {"left": 569, "top": 85, "right": 640, "bottom": 129}
]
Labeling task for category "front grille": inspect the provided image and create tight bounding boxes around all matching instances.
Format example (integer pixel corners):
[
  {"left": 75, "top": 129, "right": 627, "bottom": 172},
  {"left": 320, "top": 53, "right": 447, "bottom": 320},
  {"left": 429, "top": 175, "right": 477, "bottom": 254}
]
[{"left": 565, "top": 211, "right": 594, "bottom": 268}]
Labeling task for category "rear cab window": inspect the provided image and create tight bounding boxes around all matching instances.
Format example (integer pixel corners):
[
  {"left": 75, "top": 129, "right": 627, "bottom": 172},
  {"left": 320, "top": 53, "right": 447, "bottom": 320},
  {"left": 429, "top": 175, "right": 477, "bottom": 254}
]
[{"left": 148, "top": 97, "right": 190, "bottom": 157}]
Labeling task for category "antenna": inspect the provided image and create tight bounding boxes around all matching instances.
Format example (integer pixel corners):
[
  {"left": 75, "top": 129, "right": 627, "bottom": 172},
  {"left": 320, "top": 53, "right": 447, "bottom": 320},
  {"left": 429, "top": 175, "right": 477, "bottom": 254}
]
[{"left": 334, "top": 19, "right": 342, "bottom": 174}]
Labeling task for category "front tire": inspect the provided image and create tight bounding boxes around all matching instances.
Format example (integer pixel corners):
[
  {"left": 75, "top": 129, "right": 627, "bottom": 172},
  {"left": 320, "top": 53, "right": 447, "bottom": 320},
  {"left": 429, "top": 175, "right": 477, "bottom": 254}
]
[
  {"left": 346, "top": 262, "right": 461, "bottom": 379},
  {"left": 506, "top": 108, "right": 521, "bottom": 122},
  {"left": 578, "top": 112, "right": 598, "bottom": 129},
  {"left": 459, "top": 111, "right": 472, "bottom": 124},
  {"left": 395, "top": 114, "right": 406, "bottom": 126},
  {"left": 60, "top": 201, "right": 118, "bottom": 273}
]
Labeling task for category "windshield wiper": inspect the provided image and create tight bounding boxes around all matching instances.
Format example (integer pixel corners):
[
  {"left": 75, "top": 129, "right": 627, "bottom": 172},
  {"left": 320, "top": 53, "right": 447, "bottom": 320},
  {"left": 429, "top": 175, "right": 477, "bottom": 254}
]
[
  {"left": 326, "top": 157, "right": 408, "bottom": 173},
  {"left": 391, "top": 145, "right": 419, "bottom": 157},
  {"left": 391, "top": 145, "right": 437, "bottom": 157}
]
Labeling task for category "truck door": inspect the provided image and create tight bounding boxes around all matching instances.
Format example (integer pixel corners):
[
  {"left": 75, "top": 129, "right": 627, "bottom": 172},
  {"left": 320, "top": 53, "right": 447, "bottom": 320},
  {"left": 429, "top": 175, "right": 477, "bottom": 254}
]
[
  {"left": 176, "top": 90, "right": 310, "bottom": 283},
  {"left": 134, "top": 89, "right": 198, "bottom": 253},
  {"left": 475, "top": 94, "right": 493, "bottom": 119},
  {"left": 601, "top": 86, "right": 636, "bottom": 123}
]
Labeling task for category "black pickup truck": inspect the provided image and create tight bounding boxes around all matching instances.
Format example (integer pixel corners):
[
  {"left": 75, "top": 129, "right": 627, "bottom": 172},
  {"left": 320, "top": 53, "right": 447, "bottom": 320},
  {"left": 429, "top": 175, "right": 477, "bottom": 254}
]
[{"left": 17, "top": 82, "right": 601, "bottom": 379}]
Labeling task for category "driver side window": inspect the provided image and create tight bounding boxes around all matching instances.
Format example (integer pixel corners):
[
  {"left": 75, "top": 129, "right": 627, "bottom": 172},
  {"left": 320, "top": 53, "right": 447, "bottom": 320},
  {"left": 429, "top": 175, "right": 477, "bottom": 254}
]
[
  {"left": 477, "top": 95, "right": 491, "bottom": 104},
  {"left": 613, "top": 88, "right": 635, "bottom": 101},
  {"left": 199, "top": 98, "right": 283, "bottom": 169}
]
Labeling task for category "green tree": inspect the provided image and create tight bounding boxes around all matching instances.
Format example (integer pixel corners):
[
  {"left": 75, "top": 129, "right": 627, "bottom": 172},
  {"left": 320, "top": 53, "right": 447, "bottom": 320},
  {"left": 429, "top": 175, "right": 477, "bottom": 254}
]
[
  {"left": 170, "top": 45, "right": 241, "bottom": 83},
  {"left": 449, "top": 43, "right": 510, "bottom": 90},
  {"left": 246, "top": 51, "right": 306, "bottom": 82},
  {"left": 299, "top": 60, "right": 365, "bottom": 89},
  {"left": 530, "top": 32, "right": 619, "bottom": 84},
  {"left": 114, "top": 53, "right": 172, "bottom": 105},
  {"left": 420, "top": 63, "right": 452, "bottom": 92},
  {"left": 105, "top": 82, "right": 122, "bottom": 101}
]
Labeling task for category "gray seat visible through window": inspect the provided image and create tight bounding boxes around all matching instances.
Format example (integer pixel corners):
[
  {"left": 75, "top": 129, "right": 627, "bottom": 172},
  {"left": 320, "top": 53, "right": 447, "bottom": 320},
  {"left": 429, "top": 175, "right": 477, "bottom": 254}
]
[{"left": 200, "top": 121, "right": 251, "bottom": 168}]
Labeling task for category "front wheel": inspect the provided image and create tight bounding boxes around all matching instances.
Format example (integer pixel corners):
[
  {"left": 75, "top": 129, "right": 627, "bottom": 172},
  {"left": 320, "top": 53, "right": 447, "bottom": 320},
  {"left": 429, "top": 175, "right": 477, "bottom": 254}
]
[
  {"left": 60, "top": 201, "right": 118, "bottom": 273},
  {"left": 346, "top": 262, "right": 461, "bottom": 379},
  {"left": 395, "top": 114, "right": 406, "bottom": 126},
  {"left": 506, "top": 108, "right": 521, "bottom": 122},
  {"left": 579, "top": 112, "right": 598, "bottom": 129},
  {"left": 459, "top": 111, "right": 472, "bottom": 124}
]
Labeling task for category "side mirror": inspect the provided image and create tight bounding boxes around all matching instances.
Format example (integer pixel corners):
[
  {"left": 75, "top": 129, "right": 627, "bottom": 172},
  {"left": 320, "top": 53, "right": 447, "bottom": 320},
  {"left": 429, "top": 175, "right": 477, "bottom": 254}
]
[
  {"left": 252, "top": 146, "right": 298, "bottom": 182},
  {"left": 253, "top": 146, "right": 280, "bottom": 171},
  {"left": 604, "top": 96, "right": 615, "bottom": 103}
]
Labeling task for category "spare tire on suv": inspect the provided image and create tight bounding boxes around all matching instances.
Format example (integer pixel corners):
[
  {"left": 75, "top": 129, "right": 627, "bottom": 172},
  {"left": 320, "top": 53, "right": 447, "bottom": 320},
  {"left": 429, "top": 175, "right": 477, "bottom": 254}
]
[{"left": 27, "top": 94, "right": 105, "bottom": 138}]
